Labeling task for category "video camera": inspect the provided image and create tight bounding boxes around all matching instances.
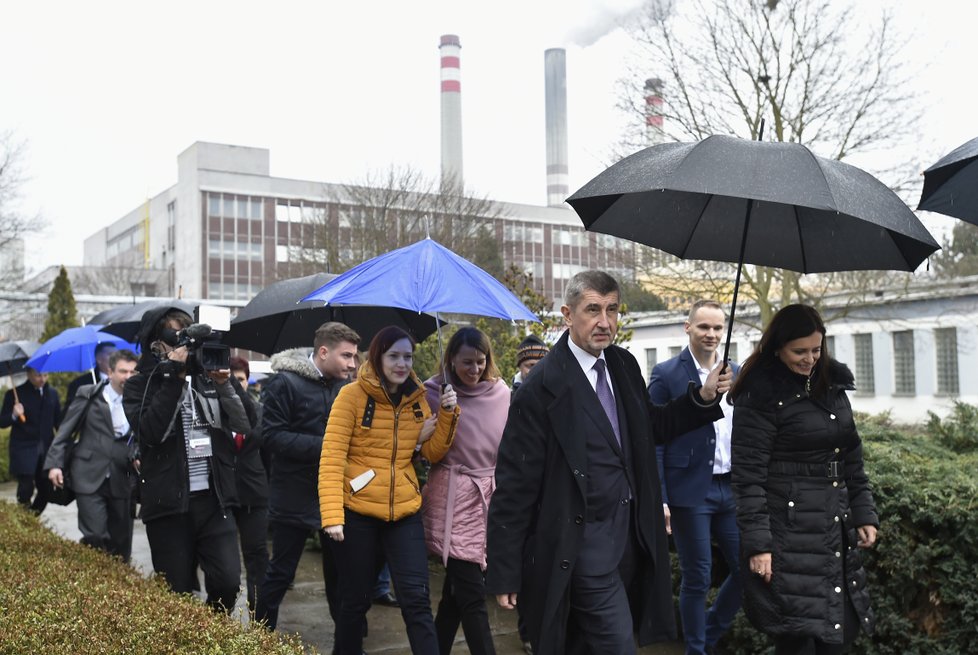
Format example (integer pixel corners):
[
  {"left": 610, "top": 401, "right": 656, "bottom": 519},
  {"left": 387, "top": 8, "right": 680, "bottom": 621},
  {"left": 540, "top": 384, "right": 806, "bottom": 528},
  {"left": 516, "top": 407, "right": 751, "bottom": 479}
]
[{"left": 170, "top": 305, "right": 231, "bottom": 373}]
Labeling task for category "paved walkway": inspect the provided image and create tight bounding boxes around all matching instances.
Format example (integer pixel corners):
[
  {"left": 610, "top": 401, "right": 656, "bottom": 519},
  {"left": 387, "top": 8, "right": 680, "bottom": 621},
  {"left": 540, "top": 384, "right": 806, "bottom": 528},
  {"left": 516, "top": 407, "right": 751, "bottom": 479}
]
[{"left": 3, "top": 481, "right": 683, "bottom": 654}]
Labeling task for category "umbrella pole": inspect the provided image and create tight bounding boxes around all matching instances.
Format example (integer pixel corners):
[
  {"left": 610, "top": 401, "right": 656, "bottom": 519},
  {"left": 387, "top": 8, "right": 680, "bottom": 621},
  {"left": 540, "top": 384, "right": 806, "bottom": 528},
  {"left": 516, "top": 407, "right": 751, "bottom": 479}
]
[
  {"left": 435, "top": 311, "right": 449, "bottom": 386},
  {"left": 722, "top": 119, "right": 766, "bottom": 371},
  {"left": 11, "top": 381, "right": 25, "bottom": 423}
]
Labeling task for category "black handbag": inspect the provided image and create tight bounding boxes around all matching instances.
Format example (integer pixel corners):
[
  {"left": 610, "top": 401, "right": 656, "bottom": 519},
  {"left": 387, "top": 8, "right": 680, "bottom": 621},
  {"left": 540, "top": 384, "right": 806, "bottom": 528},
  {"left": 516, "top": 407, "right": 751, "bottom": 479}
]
[{"left": 46, "top": 384, "right": 102, "bottom": 506}]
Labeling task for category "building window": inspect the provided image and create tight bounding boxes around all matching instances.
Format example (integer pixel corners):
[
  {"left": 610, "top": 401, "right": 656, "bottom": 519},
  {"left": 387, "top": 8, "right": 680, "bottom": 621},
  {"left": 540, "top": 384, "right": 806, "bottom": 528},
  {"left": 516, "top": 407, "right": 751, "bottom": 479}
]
[
  {"left": 645, "top": 348, "right": 657, "bottom": 379},
  {"left": 824, "top": 335, "right": 835, "bottom": 357},
  {"left": 892, "top": 330, "right": 915, "bottom": 396},
  {"left": 853, "top": 333, "right": 875, "bottom": 395},
  {"left": 725, "top": 342, "right": 738, "bottom": 364},
  {"left": 935, "top": 328, "right": 959, "bottom": 395},
  {"left": 669, "top": 345, "right": 683, "bottom": 358}
]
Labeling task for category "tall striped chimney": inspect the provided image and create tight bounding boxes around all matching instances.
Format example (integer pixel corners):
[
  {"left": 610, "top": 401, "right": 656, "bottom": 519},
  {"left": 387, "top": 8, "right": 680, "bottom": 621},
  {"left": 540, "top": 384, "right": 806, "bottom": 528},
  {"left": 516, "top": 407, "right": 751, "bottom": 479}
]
[
  {"left": 644, "top": 78, "right": 665, "bottom": 145},
  {"left": 439, "top": 34, "right": 463, "bottom": 190},
  {"left": 544, "top": 48, "right": 569, "bottom": 207}
]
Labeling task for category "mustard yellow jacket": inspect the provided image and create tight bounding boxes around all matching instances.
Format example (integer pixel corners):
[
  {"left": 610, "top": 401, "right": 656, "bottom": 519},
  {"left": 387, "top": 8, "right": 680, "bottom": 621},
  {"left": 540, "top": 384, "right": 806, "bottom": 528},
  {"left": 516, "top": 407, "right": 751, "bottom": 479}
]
[{"left": 319, "top": 362, "right": 460, "bottom": 526}]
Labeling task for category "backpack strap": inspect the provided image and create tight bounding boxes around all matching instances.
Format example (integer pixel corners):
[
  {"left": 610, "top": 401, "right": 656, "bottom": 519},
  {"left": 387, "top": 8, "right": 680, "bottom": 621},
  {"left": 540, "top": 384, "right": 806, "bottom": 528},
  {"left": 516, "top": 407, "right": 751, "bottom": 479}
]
[{"left": 361, "top": 396, "right": 376, "bottom": 428}]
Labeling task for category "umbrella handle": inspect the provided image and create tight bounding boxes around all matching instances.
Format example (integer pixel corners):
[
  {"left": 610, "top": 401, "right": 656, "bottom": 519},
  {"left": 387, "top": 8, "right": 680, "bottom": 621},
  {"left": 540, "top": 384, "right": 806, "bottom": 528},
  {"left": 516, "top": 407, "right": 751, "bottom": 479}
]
[{"left": 11, "top": 385, "right": 25, "bottom": 423}]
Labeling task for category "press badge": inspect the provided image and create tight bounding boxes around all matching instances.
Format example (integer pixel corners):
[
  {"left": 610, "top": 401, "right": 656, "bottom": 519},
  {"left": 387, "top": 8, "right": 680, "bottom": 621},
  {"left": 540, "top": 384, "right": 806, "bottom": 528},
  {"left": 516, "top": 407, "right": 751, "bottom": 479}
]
[{"left": 187, "top": 427, "right": 213, "bottom": 458}]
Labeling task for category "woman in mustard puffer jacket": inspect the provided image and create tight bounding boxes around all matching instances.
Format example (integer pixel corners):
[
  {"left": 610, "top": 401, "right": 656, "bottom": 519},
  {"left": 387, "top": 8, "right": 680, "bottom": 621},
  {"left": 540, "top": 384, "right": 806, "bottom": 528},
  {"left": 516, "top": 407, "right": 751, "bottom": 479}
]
[{"left": 319, "top": 325, "right": 460, "bottom": 655}]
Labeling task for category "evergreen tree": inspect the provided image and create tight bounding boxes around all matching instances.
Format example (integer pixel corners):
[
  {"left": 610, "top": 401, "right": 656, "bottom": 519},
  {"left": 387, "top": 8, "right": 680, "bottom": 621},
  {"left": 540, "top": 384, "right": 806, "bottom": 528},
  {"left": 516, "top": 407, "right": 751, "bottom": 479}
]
[
  {"left": 41, "top": 266, "right": 79, "bottom": 341},
  {"left": 40, "top": 265, "right": 80, "bottom": 400}
]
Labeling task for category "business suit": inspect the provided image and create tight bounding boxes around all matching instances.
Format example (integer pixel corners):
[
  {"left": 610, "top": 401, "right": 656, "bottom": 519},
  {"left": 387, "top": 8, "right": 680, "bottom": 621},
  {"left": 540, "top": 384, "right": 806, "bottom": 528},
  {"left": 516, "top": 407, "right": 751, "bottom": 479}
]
[
  {"left": 45, "top": 381, "right": 134, "bottom": 560},
  {"left": 0, "top": 380, "right": 61, "bottom": 512},
  {"left": 649, "top": 347, "right": 741, "bottom": 655},
  {"left": 487, "top": 331, "right": 723, "bottom": 655}
]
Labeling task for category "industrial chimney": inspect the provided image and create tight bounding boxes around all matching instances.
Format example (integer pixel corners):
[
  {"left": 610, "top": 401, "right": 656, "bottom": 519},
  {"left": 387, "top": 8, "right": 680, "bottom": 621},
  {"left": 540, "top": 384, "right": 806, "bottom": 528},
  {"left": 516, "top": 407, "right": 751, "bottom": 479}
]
[
  {"left": 644, "top": 78, "right": 665, "bottom": 145},
  {"left": 439, "top": 34, "right": 463, "bottom": 190},
  {"left": 544, "top": 48, "right": 569, "bottom": 207}
]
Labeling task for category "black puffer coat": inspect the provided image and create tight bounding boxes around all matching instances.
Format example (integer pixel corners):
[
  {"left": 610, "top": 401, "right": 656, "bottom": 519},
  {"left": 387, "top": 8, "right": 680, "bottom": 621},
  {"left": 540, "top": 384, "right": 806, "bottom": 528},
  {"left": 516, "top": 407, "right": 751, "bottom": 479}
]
[
  {"left": 261, "top": 348, "right": 347, "bottom": 530},
  {"left": 731, "top": 358, "right": 878, "bottom": 644}
]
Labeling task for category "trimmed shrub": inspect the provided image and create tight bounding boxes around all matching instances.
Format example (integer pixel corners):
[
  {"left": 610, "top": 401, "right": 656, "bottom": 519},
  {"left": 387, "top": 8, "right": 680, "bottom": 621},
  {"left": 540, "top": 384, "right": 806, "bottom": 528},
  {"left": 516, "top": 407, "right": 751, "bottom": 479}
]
[
  {"left": 0, "top": 502, "right": 316, "bottom": 654},
  {"left": 0, "top": 427, "right": 9, "bottom": 483},
  {"left": 716, "top": 411, "right": 978, "bottom": 654}
]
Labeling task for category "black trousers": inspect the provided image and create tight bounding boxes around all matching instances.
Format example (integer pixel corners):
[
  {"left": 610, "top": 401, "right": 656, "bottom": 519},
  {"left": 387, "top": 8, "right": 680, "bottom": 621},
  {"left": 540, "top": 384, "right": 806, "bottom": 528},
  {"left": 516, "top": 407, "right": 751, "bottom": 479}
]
[
  {"left": 435, "top": 557, "right": 496, "bottom": 655},
  {"left": 333, "top": 509, "right": 437, "bottom": 655},
  {"left": 16, "top": 454, "right": 49, "bottom": 514},
  {"left": 255, "top": 520, "right": 339, "bottom": 629},
  {"left": 76, "top": 477, "right": 133, "bottom": 561},
  {"left": 144, "top": 493, "right": 241, "bottom": 612},
  {"left": 232, "top": 504, "right": 269, "bottom": 614}
]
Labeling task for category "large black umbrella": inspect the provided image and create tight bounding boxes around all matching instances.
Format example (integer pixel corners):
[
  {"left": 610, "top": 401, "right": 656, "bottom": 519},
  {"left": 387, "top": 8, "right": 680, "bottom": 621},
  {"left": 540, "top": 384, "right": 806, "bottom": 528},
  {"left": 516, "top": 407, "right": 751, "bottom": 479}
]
[
  {"left": 917, "top": 136, "right": 978, "bottom": 222},
  {"left": 567, "top": 133, "right": 940, "bottom": 360},
  {"left": 90, "top": 299, "right": 199, "bottom": 342},
  {"left": 0, "top": 340, "right": 41, "bottom": 377},
  {"left": 224, "top": 272, "right": 443, "bottom": 356}
]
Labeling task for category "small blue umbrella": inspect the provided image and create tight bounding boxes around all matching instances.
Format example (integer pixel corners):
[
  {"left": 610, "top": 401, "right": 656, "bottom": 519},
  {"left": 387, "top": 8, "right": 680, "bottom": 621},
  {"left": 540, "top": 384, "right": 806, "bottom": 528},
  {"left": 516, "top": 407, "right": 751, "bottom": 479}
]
[
  {"left": 26, "top": 325, "right": 137, "bottom": 374},
  {"left": 301, "top": 238, "right": 539, "bottom": 322}
]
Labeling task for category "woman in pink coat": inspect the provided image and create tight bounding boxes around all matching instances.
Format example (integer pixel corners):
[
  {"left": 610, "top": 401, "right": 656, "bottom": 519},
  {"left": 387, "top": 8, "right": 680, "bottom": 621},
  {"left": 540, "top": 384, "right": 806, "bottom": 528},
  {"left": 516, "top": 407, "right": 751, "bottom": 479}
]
[{"left": 423, "top": 327, "right": 510, "bottom": 655}]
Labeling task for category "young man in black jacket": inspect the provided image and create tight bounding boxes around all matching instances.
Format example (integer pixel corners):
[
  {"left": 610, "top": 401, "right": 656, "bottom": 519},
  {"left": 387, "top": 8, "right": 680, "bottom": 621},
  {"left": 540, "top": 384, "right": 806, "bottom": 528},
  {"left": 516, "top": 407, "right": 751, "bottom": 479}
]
[
  {"left": 254, "top": 322, "right": 360, "bottom": 630},
  {"left": 122, "top": 307, "right": 253, "bottom": 612}
]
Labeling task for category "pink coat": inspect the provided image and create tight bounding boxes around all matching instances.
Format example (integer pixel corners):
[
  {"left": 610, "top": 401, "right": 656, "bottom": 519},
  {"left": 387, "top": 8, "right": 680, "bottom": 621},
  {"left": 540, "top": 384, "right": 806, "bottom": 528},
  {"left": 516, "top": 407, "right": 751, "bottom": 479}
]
[{"left": 422, "top": 374, "right": 510, "bottom": 568}]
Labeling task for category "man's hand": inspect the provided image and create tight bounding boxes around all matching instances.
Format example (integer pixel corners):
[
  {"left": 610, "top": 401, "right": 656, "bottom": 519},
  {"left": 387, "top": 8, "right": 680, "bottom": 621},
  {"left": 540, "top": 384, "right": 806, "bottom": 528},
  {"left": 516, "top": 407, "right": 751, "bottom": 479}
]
[
  {"left": 207, "top": 369, "right": 231, "bottom": 385},
  {"left": 12, "top": 402, "right": 24, "bottom": 420},
  {"left": 48, "top": 468, "right": 64, "bottom": 489},
  {"left": 700, "top": 364, "right": 733, "bottom": 402},
  {"left": 496, "top": 593, "right": 518, "bottom": 610},
  {"left": 662, "top": 503, "right": 672, "bottom": 535}
]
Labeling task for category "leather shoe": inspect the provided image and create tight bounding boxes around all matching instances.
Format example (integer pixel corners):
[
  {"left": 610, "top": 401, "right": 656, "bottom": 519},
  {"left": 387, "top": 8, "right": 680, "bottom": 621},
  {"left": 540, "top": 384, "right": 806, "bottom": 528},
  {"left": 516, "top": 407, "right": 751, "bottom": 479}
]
[{"left": 372, "top": 591, "right": 399, "bottom": 607}]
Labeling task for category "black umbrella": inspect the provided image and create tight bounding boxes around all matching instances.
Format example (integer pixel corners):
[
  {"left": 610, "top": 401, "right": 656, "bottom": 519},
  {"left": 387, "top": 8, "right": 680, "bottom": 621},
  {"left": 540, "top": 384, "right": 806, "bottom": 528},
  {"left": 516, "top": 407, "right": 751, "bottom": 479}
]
[
  {"left": 90, "top": 299, "right": 199, "bottom": 342},
  {"left": 567, "top": 132, "right": 940, "bottom": 361},
  {"left": 224, "top": 272, "right": 443, "bottom": 356},
  {"left": 0, "top": 340, "right": 41, "bottom": 377},
  {"left": 917, "top": 136, "right": 978, "bottom": 222}
]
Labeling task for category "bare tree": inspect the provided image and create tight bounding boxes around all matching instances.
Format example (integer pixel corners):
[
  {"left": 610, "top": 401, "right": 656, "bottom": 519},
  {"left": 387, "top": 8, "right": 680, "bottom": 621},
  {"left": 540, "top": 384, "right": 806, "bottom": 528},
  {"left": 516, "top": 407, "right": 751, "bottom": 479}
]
[
  {"left": 0, "top": 131, "right": 46, "bottom": 287},
  {"left": 283, "top": 166, "right": 506, "bottom": 280},
  {"left": 617, "top": 0, "right": 925, "bottom": 324}
]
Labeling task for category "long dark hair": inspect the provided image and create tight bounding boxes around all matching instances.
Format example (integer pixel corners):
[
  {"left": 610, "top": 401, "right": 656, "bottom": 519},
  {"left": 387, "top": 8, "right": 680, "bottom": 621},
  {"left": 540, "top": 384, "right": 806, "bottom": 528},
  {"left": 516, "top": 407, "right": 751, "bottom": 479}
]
[
  {"left": 729, "top": 304, "right": 831, "bottom": 401},
  {"left": 366, "top": 325, "right": 415, "bottom": 387},
  {"left": 442, "top": 327, "right": 500, "bottom": 385}
]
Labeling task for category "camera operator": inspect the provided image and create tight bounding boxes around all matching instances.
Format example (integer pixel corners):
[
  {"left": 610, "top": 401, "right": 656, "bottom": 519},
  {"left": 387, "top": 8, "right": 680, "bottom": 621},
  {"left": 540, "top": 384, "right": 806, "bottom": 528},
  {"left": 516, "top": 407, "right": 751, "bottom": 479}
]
[{"left": 122, "top": 307, "right": 252, "bottom": 612}]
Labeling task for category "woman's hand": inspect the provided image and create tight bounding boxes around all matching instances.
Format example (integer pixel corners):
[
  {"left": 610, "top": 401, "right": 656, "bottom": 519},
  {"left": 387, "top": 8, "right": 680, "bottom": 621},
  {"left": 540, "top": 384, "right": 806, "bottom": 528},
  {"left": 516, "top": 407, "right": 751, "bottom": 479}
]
[
  {"left": 440, "top": 384, "right": 457, "bottom": 410},
  {"left": 749, "top": 552, "right": 773, "bottom": 584},
  {"left": 323, "top": 525, "right": 344, "bottom": 543},
  {"left": 857, "top": 525, "right": 877, "bottom": 548},
  {"left": 418, "top": 415, "right": 437, "bottom": 444}
]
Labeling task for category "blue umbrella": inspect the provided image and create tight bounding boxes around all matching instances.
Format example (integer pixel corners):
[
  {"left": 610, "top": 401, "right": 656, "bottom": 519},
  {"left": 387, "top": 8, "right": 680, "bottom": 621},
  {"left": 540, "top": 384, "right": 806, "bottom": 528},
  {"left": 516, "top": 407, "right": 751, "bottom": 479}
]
[
  {"left": 301, "top": 238, "right": 539, "bottom": 322},
  {"left": 301, "top": 238, "right": 539, "bottom": 374},
  {"left": 26, "top": 325, "right": 137, "bottom": 373}
]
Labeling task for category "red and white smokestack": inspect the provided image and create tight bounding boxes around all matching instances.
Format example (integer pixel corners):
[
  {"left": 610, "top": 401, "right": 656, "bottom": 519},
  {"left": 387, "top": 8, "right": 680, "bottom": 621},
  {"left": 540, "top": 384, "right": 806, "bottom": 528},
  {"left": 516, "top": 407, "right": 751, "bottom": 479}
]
[
  {"left": 544, "top": 48, "right": 569, "bottom": 207},
  {"left": 645, "top": 78, "right": 665, "bottom": 145},
  {"left": 440, "top": 34, "right": 463, "bottom": 189}
]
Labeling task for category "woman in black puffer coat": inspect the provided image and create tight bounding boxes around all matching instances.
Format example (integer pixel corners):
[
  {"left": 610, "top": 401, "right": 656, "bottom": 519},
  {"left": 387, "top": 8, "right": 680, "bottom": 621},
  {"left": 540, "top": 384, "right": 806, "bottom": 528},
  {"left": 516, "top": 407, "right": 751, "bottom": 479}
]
[{"left": 728, "top": 304, "right": 878, "bottom": 655}]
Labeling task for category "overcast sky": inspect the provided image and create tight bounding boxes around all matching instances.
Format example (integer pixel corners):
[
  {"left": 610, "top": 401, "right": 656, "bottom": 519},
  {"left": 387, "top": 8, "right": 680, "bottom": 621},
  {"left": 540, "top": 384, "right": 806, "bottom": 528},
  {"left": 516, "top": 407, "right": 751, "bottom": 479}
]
[{"left": 1, "top": 0, "right": 975, "bottom": 276}]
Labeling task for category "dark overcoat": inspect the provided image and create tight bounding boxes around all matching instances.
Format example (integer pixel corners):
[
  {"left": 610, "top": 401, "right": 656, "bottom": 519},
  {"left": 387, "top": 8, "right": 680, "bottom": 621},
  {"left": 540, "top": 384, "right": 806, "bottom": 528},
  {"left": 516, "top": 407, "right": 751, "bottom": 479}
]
[
  {"left": 0, "top": 381, "right": 61, "bottom": 476},
  {"left": 486, "top": 331, "right": 723, "bottom": 654},
  {"left": 731, "top": 358, "right": 877, "bottom": 643}
]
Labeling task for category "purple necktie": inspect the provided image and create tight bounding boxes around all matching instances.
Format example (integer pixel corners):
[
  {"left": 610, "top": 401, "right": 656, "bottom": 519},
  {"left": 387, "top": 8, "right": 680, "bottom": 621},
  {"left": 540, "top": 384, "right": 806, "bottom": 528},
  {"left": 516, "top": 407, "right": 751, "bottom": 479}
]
[{"left": 592, "top": 359, "right": 620, "bottom": 445}]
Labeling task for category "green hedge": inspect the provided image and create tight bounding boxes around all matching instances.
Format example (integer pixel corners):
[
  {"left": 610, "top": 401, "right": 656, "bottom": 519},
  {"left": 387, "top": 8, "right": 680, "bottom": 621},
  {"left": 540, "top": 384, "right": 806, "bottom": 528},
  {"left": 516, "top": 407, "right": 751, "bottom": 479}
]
[
  {"left": 0, "top": 502, "right": 316, "bottom": 654},
  {"left": 715, "top": 408, "right": 978, "bottom": 654}
]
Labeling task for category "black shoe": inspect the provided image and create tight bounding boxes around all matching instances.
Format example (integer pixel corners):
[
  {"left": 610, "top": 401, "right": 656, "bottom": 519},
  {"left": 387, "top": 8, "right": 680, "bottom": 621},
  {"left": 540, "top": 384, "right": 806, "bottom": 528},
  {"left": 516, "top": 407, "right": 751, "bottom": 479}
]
[{"left": 372, "top": 591, "right": 399, "bottom": 607}]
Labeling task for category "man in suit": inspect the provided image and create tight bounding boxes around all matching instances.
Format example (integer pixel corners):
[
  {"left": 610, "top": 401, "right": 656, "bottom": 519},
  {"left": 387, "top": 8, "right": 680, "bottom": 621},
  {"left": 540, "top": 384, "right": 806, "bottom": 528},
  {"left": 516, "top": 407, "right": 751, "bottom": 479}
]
[
  {"left": 487, "top": 271, "right": 731, "bottom": 655},
  {"left": 45, "top": 349, "right": 139, "bottom": 561},
  {"left": 62, "top": 342, "right": 116, "bottom": 418},
  {"left": 1, "top": 367, "right": 61, "bottom": 513},
  {"left": 648, "top": 300, "right": 742, "bottom": 655}
]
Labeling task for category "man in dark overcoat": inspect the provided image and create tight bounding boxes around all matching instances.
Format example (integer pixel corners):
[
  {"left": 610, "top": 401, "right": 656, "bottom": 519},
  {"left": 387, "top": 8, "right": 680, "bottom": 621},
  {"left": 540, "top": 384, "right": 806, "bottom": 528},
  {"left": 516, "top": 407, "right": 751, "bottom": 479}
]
[
  {"left": 1, "top": 367, "right": 61, "bottom": 513},
  {"left": 486, "top": 271, "right": 731, "bottom": 655}
]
